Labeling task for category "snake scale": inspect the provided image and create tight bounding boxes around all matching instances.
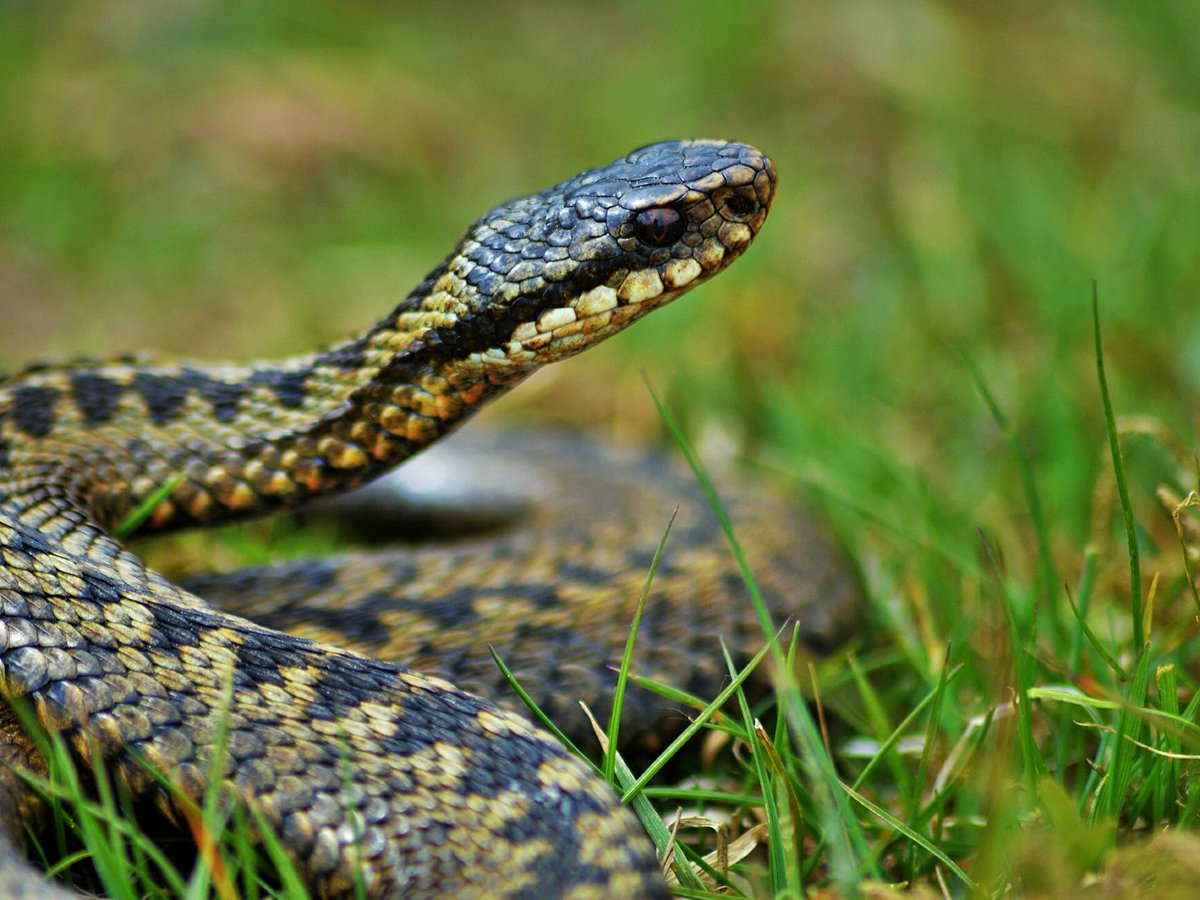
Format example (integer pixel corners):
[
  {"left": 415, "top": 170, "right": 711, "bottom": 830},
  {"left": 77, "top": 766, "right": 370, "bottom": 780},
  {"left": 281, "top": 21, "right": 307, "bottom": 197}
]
[{"left": 0, "top": 139, "right": 855, "bottom": 897}]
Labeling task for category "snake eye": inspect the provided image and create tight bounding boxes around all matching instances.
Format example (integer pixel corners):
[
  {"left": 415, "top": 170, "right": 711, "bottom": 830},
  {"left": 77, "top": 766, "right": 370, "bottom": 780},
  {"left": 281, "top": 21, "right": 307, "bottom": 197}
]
[{"left": 634, "top": 207, "right": 684, "bottom": 247}]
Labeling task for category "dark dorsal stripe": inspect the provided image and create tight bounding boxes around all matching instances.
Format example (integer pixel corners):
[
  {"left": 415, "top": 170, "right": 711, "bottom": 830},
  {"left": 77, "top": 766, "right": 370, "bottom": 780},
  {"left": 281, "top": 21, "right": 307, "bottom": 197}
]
[
  {"left": 132, "top": 373, "right": 190, "bottom": 425},
  {"left": 9, "top": 385, "right": 61, "bottom": 438},
  {"left": 184, "top": 369, "right": 248, "bottom": 423},
  {"left": 69, "top": 372, "right": 125, "bottom": 425},
  {"left": 249, "top": 368, "right": 309, "bottom": 409}
]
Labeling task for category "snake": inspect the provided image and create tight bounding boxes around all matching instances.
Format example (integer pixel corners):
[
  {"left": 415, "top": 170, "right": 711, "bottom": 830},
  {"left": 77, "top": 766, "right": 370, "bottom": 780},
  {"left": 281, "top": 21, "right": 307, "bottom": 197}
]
[{"left": 0, "top": 139, "right": 853, "bottom": 897}]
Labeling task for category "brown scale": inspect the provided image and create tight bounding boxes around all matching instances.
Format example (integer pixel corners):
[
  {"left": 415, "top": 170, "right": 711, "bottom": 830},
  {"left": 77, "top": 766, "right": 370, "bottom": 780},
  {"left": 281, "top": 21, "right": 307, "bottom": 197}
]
[{"left": 0, "top": 140, "right": 853, "bottom": 899}]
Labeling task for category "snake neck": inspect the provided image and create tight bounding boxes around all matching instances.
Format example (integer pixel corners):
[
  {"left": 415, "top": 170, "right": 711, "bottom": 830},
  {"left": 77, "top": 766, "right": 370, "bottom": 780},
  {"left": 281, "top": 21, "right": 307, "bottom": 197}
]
[{"left": 0, "top": 279, "right": 538, "bottom": 535}]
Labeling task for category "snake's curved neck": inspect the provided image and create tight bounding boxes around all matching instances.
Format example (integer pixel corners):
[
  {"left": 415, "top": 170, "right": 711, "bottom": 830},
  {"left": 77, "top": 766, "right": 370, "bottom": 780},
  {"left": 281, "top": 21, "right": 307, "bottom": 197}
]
[{"left": 0, "top": 277, "right": 532, "bottom": 533}]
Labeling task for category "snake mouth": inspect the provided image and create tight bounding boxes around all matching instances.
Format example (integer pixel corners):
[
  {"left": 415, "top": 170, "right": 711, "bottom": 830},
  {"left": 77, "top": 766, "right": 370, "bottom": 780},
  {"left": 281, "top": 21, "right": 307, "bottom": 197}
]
[{"left": 497, "top": 247, "right": 750, "bottom": 363}]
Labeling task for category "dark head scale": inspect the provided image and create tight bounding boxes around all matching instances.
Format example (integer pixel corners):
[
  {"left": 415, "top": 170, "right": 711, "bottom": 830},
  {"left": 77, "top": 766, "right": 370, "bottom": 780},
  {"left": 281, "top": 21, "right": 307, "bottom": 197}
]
[{"left": 409, "top": 140, "right": 777, "bottom": 368}]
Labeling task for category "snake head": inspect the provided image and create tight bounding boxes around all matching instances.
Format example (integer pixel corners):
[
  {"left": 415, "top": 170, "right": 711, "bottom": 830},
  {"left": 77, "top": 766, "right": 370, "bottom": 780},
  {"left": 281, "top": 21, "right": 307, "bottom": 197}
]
[{"left": 400, "top": 140, "right": 777, "bottom": 372}]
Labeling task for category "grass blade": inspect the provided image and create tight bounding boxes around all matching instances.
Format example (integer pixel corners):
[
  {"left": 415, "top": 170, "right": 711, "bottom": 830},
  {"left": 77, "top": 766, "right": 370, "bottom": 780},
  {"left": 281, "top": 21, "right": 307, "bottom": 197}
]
[
  {"left": 490, "top": 647, "right": 600, "bottom": 776},
  {"left": 620, "top": 638, "right": 774, "bottom": 803},
  {"left": 1092, "top": 283, "right": 1143, "bottom": 649},
  {"left": 905, "top": 644, "right": 952, "bottom": 873},
  {"left": 650, "top": 384, "right": 875, "bottom": 887},
  {"left": 841, "top": 781, "right": 976, "bottom": 890},
  {"left": 605, "top": 509, "right": 677, "bottom": 783},
  {"left": 114, "top": 473, "right": 184, "bottom": 540},
  {"left": 957, "top": 347, "right": 1061, "bottom": 644}
]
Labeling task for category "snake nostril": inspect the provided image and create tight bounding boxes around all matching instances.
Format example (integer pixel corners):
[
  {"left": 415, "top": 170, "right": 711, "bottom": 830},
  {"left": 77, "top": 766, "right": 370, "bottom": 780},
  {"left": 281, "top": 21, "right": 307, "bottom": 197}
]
[{"left": 716, "top": 189, "right": 757, "bottom": 222}]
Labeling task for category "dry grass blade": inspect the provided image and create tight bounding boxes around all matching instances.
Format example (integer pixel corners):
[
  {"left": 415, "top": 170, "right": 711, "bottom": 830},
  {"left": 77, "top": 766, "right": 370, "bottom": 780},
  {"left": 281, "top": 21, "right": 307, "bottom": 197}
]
[{"left": 664, "top": 824, "right": 768, "bottom": 890}]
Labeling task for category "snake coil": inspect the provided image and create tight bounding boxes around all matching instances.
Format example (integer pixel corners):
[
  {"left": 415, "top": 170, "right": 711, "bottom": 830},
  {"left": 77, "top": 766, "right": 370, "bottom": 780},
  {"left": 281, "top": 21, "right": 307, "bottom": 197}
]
[{"left": 0, "top": 141, "right": 781, "bottom": 897}]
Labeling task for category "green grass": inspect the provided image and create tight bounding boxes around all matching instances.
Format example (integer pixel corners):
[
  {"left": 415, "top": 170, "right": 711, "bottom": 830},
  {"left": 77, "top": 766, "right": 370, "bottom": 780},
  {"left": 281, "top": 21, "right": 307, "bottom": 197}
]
[
  {"left": 11, "top": 693, "right": 309, "bottom": 899},
  {"left": 5, "top": 1, "right": 1200, "bottom": 896}
]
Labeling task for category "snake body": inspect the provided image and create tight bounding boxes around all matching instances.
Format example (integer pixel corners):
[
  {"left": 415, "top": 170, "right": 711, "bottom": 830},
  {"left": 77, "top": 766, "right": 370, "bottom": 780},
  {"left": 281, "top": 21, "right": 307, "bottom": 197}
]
[
  {"left": 0, "top": 140, "right": 787, "bottom": 896},
  {"left": 183, "top": 429, "right": 860, "bottom": 753}
]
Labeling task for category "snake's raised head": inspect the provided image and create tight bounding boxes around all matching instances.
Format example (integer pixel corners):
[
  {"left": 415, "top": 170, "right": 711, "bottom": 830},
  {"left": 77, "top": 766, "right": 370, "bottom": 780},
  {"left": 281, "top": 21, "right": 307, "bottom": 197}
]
[{"left": 394, "top": 140, "right": 776, "bottom": 375}]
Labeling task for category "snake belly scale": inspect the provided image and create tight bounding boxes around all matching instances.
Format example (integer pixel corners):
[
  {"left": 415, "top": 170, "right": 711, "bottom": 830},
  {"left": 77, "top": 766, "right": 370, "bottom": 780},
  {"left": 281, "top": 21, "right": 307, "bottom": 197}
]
[{"left": 0, "top": 140, "right": 780, "bottom": 897}]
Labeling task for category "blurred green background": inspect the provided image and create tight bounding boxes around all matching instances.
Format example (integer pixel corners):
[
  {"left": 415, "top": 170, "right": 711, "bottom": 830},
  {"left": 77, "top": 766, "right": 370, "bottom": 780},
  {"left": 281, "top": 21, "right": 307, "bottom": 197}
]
[
  {"left": 7, "top": 3, "right": 1200, "bottom": 891},
  {"left": 1, "top": 0, "right": 1198, "bottom": 573}
]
